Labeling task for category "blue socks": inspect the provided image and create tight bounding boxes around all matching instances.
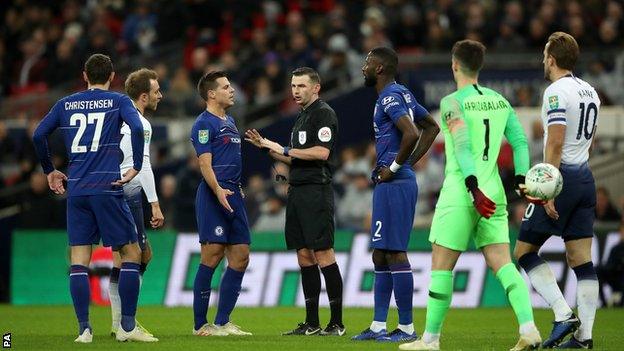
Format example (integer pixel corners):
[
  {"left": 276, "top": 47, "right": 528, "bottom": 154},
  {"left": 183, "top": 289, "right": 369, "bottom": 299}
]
[
  {"left": 193, "top": 264, "right": 215, "bottom": 330},
  {"left": 391, "top": 263, "right": 414, "bottom": 325},
  {"left": 118, "top": 262, "right": 141, "bottom": 332},
  {"left": 69, "top": 265, "right": 91, "bottom": 334},
  {"left": 373, "top": 265, "right": 393, "bottom": 322},
  {"left": 215, "top": 267, "right": 245, "bottom": 325}
]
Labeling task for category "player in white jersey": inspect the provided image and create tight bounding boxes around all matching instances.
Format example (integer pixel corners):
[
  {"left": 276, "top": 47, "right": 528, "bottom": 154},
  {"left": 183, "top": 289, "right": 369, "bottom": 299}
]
[
  {"left": 514, "top": 32, "right": 600, "bottom": 349},
  {"left": 110, "top": 68, "right": 165, "bottom": 337}
]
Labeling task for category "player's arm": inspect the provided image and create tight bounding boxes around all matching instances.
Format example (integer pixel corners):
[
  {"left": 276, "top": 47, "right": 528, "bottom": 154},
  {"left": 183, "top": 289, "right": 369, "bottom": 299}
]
[
  {"left": 245, "top": 129, "right": 292, "bottom": 165},
  {"left": 407, "top": 114, "right": 440, "bottom": 167},
  {"left": 192, "top": 123, "right": 234, "bottom": 212},
  {"left": 271, "top": 109, "right": 336, "bottom": 161},
  {"left": 443, "top": 96, "right": 496, "bottom": 218},
  {"left": 543, "top": 90, "right": 567, "bottom": 169},
  {"left": 116, "top": 96, "right": 144, "bottom": 185},
  {"left": 198, "top": 153, "right": 233, "bottom": 213},
  {"left": 33, "top": 102, "right": 66, "bottom": 194},
  {"left": 136, "top": 155, "right": 164, "bottom": 228}
]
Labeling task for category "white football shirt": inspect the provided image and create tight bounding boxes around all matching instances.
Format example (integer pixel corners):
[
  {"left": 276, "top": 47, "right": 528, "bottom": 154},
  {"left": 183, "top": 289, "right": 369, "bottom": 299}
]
[
  {"left": 120, "top": 109, "right": 158, "bottom": 202},
  {"left": 541, "top": 75, "right": 600, "bottom": 165}
]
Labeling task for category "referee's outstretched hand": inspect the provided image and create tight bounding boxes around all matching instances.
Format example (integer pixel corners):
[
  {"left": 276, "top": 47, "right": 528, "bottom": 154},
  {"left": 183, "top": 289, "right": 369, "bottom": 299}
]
[
  {"left": 216, "top": 186, "right": 234, "bottom": 213},
  {"left": 244, "top": 129, "right": 264, "bottom": 148}
]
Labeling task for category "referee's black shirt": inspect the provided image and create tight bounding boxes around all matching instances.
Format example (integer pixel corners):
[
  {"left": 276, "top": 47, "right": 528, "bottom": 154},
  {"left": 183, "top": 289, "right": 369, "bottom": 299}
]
[{"left": 288, "top": 99, "right": 338, "bottom": 185}]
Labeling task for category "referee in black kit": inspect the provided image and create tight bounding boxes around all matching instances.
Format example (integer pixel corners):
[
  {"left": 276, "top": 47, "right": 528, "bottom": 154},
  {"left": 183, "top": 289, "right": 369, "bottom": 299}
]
[{"left": 245, "top": 67, "right": 344, "bottom": 336}]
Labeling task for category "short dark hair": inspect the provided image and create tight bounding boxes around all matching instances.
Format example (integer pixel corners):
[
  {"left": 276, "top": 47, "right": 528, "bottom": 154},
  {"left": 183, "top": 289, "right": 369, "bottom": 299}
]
[
  {"left": 84, "top": 54, "right": 113, "bottom": 84},
  {"left": 546, "top": 32, "right": 579, "bottom": 71},
  {"left": 452, "top": 40, "right": 486, "bottom": 76},
  {"left": 291, "top": 67, "right": 320, "bottom": 84},
  {"left": 369, "top": 47, "right": 398, "bottom": 76},
  {"left": 197, "top": 71, "right": 228, "bottom": 101},
  {"left": 125, "top": 68, "right": 158, "bottom": 100}
]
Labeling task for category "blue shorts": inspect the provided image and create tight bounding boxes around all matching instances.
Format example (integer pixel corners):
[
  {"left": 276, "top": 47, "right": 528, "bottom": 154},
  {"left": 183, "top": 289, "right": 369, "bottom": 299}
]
[
  {"left": 67, "top": 195, "right": 138, "bottom": 248},
  {"left": 519, "top": 163, "right": 596, "bottom": 246},
  {"left": 370, "top": 177, "right": 417, "bottom": 251},
  {"left": 123, "top": 183, "right": 147, "bottom": 250},
  {"left": 195, "top": 182, "right": 251, "bottom": 245}
]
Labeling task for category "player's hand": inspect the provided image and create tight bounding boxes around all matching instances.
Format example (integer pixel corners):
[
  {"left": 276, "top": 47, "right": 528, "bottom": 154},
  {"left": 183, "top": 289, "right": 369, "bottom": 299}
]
[
  {"left": 216, "top": 186, "right": 234, "bottom": 213},
  {"left": 515, "top": 175, "right": 547, "bottom": 205},
  {"left": 244, "top": 129, "right": 264, "bottom": 148},
  {"left": 47, "top": 170, "right": 67, "bottom": 195},
  {"left": 544, "top": 199, "right": 559, "bottom": 220},
  {"left": 376, "top": 166, "right": 394, "bottom": 183},
  {"left": 150, "top": 202, "right": 165, "bottom": 228},
  {"left": 112, "top": 168, "right": 139, "bottom": 186},
  {"left": 469, "top": 188, "right": 496, "bottom": 219}
]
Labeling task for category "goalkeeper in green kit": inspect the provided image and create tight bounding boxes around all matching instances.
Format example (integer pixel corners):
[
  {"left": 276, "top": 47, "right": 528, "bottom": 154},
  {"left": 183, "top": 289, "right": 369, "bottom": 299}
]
[{"left": 400, "top": 40, "right": 542, "bottom": 351}]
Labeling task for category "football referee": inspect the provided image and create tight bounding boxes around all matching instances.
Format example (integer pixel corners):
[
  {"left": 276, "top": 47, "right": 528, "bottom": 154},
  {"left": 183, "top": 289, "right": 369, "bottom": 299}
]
[{"left": 245, "top": 67, "right": 344, "bottom": 336}]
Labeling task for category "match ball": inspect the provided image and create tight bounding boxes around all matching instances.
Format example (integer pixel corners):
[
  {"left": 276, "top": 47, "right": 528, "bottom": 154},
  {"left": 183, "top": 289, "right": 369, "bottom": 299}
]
[{"left": 525, "top": 163, "right": 563, "bottom": 200}]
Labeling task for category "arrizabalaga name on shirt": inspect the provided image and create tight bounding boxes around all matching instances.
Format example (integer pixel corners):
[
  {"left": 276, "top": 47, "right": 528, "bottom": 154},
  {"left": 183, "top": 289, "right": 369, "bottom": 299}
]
[
  {"left": 462, "top": 99, "right": 508, "bottom": 112},
  {"left": 64, "top": 99, "right": 114, "bottom": 110}
]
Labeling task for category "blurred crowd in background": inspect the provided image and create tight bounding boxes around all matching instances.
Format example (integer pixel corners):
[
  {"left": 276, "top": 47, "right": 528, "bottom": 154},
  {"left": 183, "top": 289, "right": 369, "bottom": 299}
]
[{"left": 1, "top": 0, "right": 623, "bottom": 234}]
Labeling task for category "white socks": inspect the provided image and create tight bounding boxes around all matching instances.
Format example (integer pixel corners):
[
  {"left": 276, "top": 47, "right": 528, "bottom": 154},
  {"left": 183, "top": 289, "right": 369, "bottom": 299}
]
[
  {"left": 398, "top": 323, "right": 414, "bottom": 334},
  {"left": 422, "top": 331, "right": 440, "bottom": 343},
  {"left": 526, "top": 263, "right": 573, "bottom": 321},
  {"left": 519, "top": 321, "right": 538, "bottom": 336},
  {"left": 109, "top": 281, "right": 121, "bottom": 330},
  {"left": 575, "top": 279, "right": 598, "bottom": 341},
  {"left": 370, "top": 321, "right": 386, "bottom": 333}
]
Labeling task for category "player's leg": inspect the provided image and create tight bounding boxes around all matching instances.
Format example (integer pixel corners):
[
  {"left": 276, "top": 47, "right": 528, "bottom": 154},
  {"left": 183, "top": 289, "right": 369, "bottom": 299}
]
[
  {"left": 110, "top": 184, "right": 149, "bottom": 336},
  {"left": 476, "top": 209, "right": 540, "bottom": 350},
  {"left": 192, "top": 242, "right": 225, "bottom": 335},
  {"left": 213, "top": 244, "right": 250, "bottom": 335},
  {"left": 353, "top": 183, "right": 393, "bottom": 341},
  {"left": 559, "top": 237, "right": 597, "bottom": 348},
  {"left": 481, "top": 243, "right": 540, "bottom": 351},
  {"left": 378, "top": 250, "right": 416, "bottom": 342},
  {"left": 314, "top": 248, "right": 344, "bottom": 335},
  {"left": 70, "top": 245, "right": 94, "bottom": 342},
  {"left": 401, "top": 206, "right": 472, "bottom": 351},
  {"left": 66, "top": 195, "right": 99, "bottom": 343},
  {"left": 110, "top": 251, "right": 122, "bottom": 335},
  {"left": 558, "top": 177, "right": 598, "bottom": 348},
  {"left": 290, "top": 248, "right": 322, "bottom": 335},
  {"left": 93, "top": 194, "right": 156, "bottom": 342}
]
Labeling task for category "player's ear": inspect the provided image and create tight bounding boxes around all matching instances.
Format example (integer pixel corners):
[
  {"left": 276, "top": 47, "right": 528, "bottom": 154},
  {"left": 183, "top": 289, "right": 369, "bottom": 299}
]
[
  {"left": 108, "top": 72, "right": 115, "bottom": 84},
  {"left": 82, "top": 71, "right": 88, "bottom": 84},
  {"left": 313, "top": 83, "right": 321, "bottom": 94},
  {"left": 375, "top": 64, "right": 383, "bottom": 75}
]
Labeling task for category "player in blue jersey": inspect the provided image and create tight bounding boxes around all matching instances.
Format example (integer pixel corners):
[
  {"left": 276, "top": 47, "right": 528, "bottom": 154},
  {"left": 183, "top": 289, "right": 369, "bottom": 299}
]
[
  {"left": 190, "top": 71, "right": 252, "bottom": 336},
  {"left": 352, "top": 47, "right": 440, "bottom": 343},
  {"left": 32, "top": 54, "right": 157, "bottom": 343}
]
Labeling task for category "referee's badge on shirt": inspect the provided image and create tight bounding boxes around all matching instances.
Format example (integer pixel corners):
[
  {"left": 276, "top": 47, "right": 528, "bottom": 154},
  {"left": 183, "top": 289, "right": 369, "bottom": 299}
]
[
  {"left": 318, "top": 127, "right": 332, "bottom": 142},
  {"left": 298, "top": 131, "right": 307, "bottom": 145}
]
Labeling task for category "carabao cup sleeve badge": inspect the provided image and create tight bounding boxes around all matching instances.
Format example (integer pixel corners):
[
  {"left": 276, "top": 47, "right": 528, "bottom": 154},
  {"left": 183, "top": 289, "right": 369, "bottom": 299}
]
[{"left": 198, "top": 129, "right": 209, "bottom": 144}]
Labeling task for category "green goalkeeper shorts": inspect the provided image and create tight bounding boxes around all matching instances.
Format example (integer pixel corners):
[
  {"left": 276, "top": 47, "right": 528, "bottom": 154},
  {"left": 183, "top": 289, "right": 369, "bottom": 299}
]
[{"left": 429, "top": 205, "right": 509, "bottom": 252}]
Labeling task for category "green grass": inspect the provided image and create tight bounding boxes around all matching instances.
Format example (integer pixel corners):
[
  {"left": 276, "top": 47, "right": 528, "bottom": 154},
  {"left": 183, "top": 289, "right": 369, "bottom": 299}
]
[{"left": 0, "top": 306, "right": 622, "bottom": 350}]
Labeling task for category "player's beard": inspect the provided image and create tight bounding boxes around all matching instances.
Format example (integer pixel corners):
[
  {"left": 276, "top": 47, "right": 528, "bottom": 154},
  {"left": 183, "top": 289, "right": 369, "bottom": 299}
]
[
  {"left": 543, "top": 65, "right": 551, "bottom": 81},
  {"left": 364, "top": 74, "right": 377, "bottom": 87}
]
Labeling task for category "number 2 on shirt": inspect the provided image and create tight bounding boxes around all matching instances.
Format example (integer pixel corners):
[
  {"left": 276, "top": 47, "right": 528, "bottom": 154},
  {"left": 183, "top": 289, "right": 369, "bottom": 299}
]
[{"left": 70, "top": 112, "right": 105, "bottom": 153}]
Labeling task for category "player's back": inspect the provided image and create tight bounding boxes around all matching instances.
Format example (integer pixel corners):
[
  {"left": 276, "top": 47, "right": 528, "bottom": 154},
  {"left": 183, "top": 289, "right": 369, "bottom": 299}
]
[
  {"left": 541, "top": 75, "right": 600, "bottom": 169},
  {"left": 56, "top": 89, "right": 141, "bottom": 196},
  {"left": 438, "top": 84, "right": 514, "bottom": 207}
]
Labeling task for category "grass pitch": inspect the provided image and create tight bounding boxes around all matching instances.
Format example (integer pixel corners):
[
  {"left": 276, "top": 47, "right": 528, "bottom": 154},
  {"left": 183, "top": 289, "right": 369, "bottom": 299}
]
[{"left": 0, "top": 306, "right": 622, "bottom": 350}]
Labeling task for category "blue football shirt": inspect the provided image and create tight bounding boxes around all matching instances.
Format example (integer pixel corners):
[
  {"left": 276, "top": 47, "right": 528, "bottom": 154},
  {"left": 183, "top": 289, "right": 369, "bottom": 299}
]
[
  {"left": 373, "top": 82, "right": 428, "bottom": 179},
  {"left": 190, "top": 111, "right": 242, "bottom": 186},
  {"left": 33, "top": 88, "right": 144, "bottom": 196}
]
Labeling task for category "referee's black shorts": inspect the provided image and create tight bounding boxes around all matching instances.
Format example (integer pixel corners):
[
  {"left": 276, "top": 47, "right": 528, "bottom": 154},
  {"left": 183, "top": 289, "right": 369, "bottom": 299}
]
[{"left": 285, "top": 183, "right": 334, "bottom": 251}]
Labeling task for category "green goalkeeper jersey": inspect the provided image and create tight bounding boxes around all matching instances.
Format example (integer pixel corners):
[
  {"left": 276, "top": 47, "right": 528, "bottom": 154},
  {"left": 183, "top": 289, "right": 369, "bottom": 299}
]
[{"left": 436, "top": 84, "right": 529, "bottom": 208}]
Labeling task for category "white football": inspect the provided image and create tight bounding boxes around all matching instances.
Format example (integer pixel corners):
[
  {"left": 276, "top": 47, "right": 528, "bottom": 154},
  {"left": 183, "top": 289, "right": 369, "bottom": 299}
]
[{"left": 525, "top": 163, "right": 563, "bottom": 200}]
